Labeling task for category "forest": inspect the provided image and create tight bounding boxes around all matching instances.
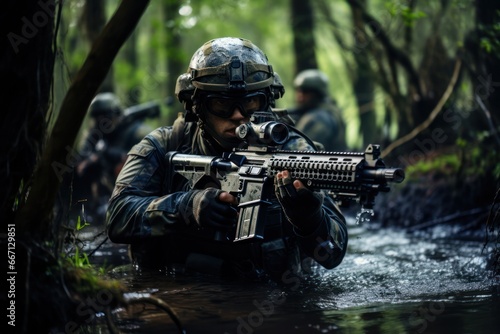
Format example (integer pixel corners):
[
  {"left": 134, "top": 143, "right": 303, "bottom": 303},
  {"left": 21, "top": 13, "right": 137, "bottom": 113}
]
[{"left": 2, "top": 0, "right": 499, "bottom": 332}]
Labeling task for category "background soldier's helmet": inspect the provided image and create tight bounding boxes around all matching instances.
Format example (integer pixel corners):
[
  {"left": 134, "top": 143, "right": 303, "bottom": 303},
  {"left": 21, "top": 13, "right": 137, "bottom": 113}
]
[
  {"left": 175, "top": 37, "right": 285, "bottom": 120},
  {"left": 89, "top": 92, "right": 123, "bottom": 118},
  {"left": 293, "top": 69, "right": 329, "bottom": 98}
]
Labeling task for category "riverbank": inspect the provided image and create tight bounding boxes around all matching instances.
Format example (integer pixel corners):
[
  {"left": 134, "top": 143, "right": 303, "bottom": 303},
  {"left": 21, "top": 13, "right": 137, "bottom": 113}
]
[
  {"left": 371, "top": 161, "right": 499, "bottom": 275},
  {"left": 376, "top": 175, "right": 491, "bottom": 235}
]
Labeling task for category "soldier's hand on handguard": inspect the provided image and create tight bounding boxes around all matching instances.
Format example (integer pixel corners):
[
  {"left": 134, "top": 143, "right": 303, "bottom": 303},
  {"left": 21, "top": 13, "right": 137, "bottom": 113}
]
[
  {"left": 179, "top": 188, "right": 238, "bottom": 230},
  {"left": 274, "top": 170, "right": 325, "bottom": 235}
]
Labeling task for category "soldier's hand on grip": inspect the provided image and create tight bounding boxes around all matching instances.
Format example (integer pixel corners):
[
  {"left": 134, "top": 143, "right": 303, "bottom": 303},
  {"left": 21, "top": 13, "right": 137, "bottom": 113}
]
[
  {"left": 179, "top": 188, "right": 238, "bottom": 230},
  {"left": 274, "top": 170, "right": 325, "bottom": 234}
]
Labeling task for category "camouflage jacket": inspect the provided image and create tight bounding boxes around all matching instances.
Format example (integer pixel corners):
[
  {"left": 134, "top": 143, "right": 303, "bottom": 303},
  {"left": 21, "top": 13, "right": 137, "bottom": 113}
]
[
  {"left": 106, "top": 116, "right": 348, "bottom": 280},
  {"left": 289, "top": 102, "right": 347, "bottom": 152}
]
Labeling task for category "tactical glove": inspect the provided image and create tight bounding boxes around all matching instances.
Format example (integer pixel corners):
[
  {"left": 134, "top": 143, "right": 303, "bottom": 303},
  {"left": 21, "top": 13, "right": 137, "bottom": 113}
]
[
  {"left": 274, "top": 171, "right": 325, "bottom": 235},
  {"left": 179, "top": 188, "right": 238, "bottom": 230}
]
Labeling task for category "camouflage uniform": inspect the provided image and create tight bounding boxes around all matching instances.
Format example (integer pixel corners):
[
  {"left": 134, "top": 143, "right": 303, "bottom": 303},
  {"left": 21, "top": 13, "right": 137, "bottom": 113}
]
[
  {"left": 289, "top": 102, "right": 346, "bottom": 152},
  {"left": 106, "top": 38, "right": 348, "bottom": 280},
  {"left": 289, "top": 69, "right": 347, "bottom": 152},
  {"left": 107, "top": 117, "right": 347, "bottom": 279}
]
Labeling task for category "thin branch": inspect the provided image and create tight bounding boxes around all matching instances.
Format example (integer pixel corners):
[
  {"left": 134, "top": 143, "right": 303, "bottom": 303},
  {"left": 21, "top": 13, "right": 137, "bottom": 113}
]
[
  {"left": 474, "top": 94, "right": 500, "bottom": 146},
  {"left": 407, "top": 206, "right": 489, "bottom": 231},
  {"left": 347, "top": 0, "right": 424, "bottom": 99},
  {"left": 381, "top": 58, "right": 462, "bottom": 158},
  {"left": 107, "top": 296, "right": 187, "bottom": 334}
]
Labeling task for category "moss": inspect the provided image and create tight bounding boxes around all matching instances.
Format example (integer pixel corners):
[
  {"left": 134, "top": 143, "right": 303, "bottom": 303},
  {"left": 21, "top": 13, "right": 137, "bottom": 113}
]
[
  {"left": 404, "top": 139, "right": 500, "bottom": 182},
  {"left": 14, "top": 239, "right": 127, "bottom": 333},
  {"left": 405, "top": 153, "right": 460, "bottom": 180}
]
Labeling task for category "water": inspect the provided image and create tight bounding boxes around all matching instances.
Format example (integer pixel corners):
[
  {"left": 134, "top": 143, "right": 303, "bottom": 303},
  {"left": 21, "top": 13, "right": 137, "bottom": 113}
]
[{"left": 87, "top": 216, "right": 499, "bottom": 333}]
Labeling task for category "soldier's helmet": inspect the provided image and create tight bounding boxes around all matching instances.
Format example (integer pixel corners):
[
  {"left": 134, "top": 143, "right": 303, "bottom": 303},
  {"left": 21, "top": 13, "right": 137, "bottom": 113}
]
[
  {"left": 293, "top": 69, "right": 329, "bottom": 98},
  {"left": 89, "top": 92, "right": 123, "bottom": 118},
  {"left": 175, "top": 37, "right": 285, "bottom": 120}
]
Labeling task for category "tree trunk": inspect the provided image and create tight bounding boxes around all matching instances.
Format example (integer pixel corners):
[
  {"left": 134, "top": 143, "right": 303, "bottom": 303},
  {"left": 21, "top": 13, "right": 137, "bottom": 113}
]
[
  {"left": 83, "top": 0, "right": 114, "bottom": 93},
  {"left": 15, "top": 0, "right": 151, "bottom": 240},
  {"left": 290, "top": 0, "right": 317, "bottom": 72},
  {"left": 350, "top": 0, "right": 377, "bottom": 147},
  {"left": 163, "top": 1, "right": 184, "bottom": 125},
  {"left": 464, "top": 0, "right": 500, "bottom": 141},
  {"left": 1, "top": 0, "right": 55, "bottom": 226}
]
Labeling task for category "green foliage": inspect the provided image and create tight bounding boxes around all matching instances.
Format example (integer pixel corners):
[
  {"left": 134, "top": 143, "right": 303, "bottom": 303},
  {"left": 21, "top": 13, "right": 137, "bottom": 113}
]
[
  {"left": 402, "top": 8, "right": 427, "bottom": 27},
  {"left": 405, "top": 137, "right": 500, "bottom": 181},
  {"left": 478, "top": 11, "right": 500, "bottom": 54},
  {"left": 404, "top": 152, "right": 460, "bottom": 178},
  {"left": 384, "top": 2, "right": 427, "bottom": 27},
  {"left": 458, "top": 137, "right": 500, "bottom": 179},
  {"left": 55, "top": 255, "right": 124, "bottom": 298},
  {"left": 75, "top": 214, "right": 90, "bottom": 231},
  {"left": 70, "top": 246, "right": 91, "bottom": 267},
  {"left": 479, "top": 34, "right": 500, "bottom": 54},
  {"left": 54, "top": 0, "right": 485, "bottom": 150},
  {"left": 64, "top": 215, "right": 92, "bottom": 268}
]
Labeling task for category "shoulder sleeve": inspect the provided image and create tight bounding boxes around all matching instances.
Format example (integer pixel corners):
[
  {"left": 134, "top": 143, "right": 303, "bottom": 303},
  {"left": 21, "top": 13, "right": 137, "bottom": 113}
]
[
  {"left": 282, "top": 131, "right": 316, "bottom": 151},
  {"left": 106, "top": 126, "right": 192, "bottom": 243}
]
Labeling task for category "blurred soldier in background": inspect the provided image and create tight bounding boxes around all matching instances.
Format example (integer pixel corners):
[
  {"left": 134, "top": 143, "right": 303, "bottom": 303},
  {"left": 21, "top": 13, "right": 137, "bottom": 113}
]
[
  {"left": 74, "top": 92, "right": 157, "bottom": 223},
  {"left": 288, "top": 69, "right": 347, "bottom": 151}
]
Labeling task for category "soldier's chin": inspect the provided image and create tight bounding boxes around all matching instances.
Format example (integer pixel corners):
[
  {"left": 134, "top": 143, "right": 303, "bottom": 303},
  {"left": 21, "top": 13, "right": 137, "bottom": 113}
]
[
  {"left": 224, "top": 129, "right": 237, "bottom": 137},
  {"left": 215, "top": 136, "right": 242, "bottom": 150}
]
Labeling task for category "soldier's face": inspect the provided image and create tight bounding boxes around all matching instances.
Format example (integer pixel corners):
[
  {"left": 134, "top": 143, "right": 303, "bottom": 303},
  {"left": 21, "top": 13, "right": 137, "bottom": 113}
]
[
  {"left": 295, "top": 89, "right": 315, "bottom": 107},
  {"left": 93, "top": 114, "right": 121, "bottom": 133}
]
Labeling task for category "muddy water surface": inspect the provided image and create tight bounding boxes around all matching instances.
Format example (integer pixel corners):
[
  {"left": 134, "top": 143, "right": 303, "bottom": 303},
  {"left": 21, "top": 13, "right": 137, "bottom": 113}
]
[{"left": 89, "top": 216, "right": 499, "bottom": 333}]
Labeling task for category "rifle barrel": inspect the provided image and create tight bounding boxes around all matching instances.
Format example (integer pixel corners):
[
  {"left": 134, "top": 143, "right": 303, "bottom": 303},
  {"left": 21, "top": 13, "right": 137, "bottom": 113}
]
[{"left": 362, "top": 168, "right": 405, "bottom": 183}]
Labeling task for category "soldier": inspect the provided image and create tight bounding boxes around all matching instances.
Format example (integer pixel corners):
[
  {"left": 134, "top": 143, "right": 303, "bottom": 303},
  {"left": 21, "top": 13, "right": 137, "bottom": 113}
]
[
  {"left": 75, "top": 92, "right": 151, "bottom": 223},
  {"left": 106, "top": 37, "right": 348, "bottom": 280},
  {"left": 289, "top": 69, "right": 347, "bottom": 151}
]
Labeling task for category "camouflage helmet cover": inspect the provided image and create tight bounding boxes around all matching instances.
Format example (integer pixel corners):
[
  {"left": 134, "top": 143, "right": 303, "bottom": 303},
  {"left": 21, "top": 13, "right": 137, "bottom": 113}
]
[
  {"left": 293, "top": 69, "right": 329, "bottom": 98},
  {"left": 175, "top": 37, "right": 284, "bottom": 109}
]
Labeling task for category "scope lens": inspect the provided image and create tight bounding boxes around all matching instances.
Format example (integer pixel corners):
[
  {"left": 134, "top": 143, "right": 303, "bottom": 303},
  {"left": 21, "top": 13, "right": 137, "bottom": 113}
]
[{"left": 268, "top": 123, "right": 288, "bottom": 144}]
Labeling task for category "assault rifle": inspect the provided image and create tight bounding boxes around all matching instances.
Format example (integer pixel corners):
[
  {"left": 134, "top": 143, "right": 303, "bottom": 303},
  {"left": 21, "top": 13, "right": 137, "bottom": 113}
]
[
  {"left": 166, "top": 113, "right": 404, "bottom": 242},
  {"left": 114, "top": 100, "right": 161, "bottom": 134}
]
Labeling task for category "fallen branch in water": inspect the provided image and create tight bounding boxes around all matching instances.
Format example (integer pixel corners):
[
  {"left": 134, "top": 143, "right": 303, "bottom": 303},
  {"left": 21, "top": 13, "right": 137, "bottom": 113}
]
[
  {"left": 106, "top": 295, "right": 186, "bottom": 334},
  {"left": 407, "top": 207, "right": 489, "bottom": 232}
]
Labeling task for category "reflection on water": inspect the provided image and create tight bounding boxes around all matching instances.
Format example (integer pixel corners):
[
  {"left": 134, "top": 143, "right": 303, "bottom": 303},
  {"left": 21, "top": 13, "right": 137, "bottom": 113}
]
[{"left": 96, "top": 216, "right": 499, "bottom": 333}]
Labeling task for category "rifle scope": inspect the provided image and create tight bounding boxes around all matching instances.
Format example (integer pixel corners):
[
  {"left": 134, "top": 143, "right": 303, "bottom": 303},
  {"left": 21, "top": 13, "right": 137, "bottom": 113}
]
[{"left": 236, "top": 121, "right": 289, "bottom": 146}]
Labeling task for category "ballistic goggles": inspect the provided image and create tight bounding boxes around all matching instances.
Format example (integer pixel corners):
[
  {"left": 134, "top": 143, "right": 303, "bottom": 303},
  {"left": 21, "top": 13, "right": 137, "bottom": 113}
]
[{"left": 203, "top": 92, "right": 268, "bottom": 119}]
